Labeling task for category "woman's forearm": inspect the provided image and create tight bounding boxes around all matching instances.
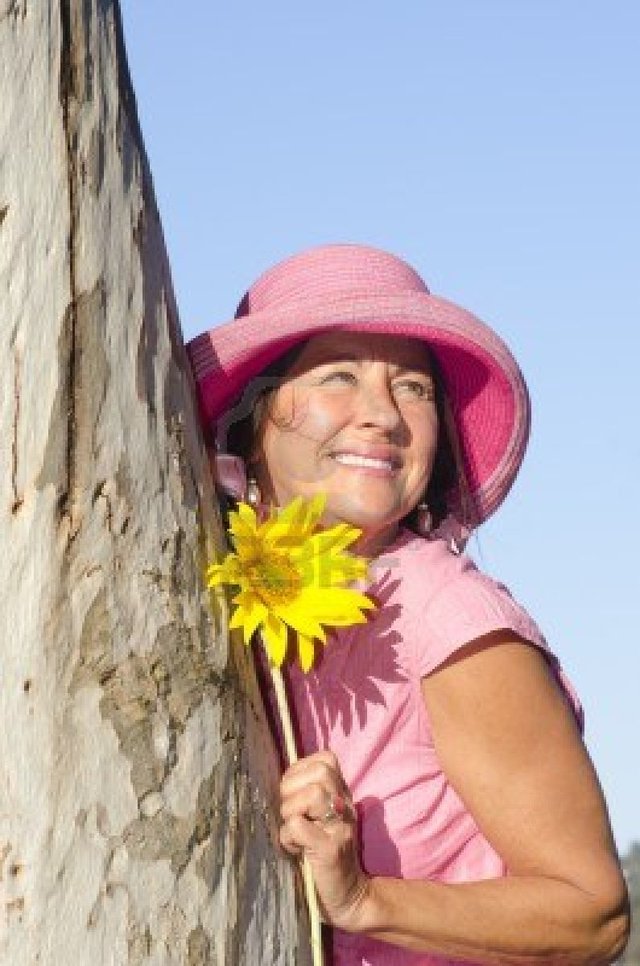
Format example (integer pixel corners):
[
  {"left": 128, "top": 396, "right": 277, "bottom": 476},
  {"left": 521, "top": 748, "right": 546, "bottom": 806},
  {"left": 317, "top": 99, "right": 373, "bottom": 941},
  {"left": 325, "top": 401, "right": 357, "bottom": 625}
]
[{"left": 345, "top": 872, "right": 629, "bottom": 965}]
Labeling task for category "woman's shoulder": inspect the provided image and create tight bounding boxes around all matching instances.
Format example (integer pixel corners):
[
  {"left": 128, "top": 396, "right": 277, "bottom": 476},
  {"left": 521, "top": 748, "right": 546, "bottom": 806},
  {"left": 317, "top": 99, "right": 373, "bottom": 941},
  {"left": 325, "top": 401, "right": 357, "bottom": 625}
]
[
  {"left": 377, "top": 529, "right": 550, "bottom": 675},
  {"left": 380, "top": 530, "right": 582, "bottom": 727}
]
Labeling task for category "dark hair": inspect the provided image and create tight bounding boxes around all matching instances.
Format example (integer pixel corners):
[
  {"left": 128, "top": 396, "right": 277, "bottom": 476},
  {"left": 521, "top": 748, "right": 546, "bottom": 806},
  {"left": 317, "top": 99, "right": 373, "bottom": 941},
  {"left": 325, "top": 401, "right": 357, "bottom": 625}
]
[
  {"left": 219, "top": 339, "right": 475, "bottom": 534},
  {"left": 222, "top": 344, "right": 305, "bottom": 465},
  {"left": 404, "top": 351, "right": 468, "bottom": 531}
]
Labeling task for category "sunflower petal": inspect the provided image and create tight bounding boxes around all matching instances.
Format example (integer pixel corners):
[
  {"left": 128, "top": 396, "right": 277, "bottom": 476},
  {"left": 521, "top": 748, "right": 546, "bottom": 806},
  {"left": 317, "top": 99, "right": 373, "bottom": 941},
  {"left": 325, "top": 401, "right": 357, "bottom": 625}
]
[
  {"left": 206, "top": 556, "right": 241, "bottom": 587},
  {"left": 262, "top": 613, "right": 289, "bottom": 667},
  {"left": 267, "top": 493, "right": 326, "bottom": 547},
  {"left": 205, "top": 565, "right": 224, "bottom": 587},
  {"left": 300, "top": 523, "right": 363, "bottom": 557},
  {"left": 300, "top": 552, "right": 369, "bottom": 588},
  {"left": 273, "top": 600, "right": 327, "bottom": 642},
  {"left": 297, "top": 633, "right": 316, "bottom": 673},
  {"left": 229, "top": 593, "right": 267, "bottom": 644},
  {"left": 301, "top": 492, "right": 327, "bottom": 532},
  {"left": 228, "top": 503, "right": 259, "bottom": 544},
  {"left": 295, "top": 586, "right": 375, "bottom": 624},
  {"left": 291, "top": 540, "right": 368, "bottom": 589},
  {"left": 264, "top": 495, "right": 305, "bottom": 538},
  {"left": 325, "top": 560, "right": 369, "bottom": 586}
]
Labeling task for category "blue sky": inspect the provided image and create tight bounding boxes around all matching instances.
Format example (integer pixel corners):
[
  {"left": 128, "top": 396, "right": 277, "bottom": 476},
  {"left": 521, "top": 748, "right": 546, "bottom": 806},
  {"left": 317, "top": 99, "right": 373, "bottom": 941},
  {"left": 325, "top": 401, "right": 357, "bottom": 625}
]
[{"left": 120, "top": 2, "right": 639, "bottom": 852}]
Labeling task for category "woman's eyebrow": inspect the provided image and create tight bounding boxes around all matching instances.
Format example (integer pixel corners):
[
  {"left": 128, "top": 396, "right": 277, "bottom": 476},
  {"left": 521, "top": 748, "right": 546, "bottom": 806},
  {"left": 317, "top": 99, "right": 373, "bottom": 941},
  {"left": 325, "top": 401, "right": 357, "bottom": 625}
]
[
  {"left": 311, "top": 349, "right": 359, "bottom": 363},
  {"left": 394, "top": 361, "right": 433, "bottom": 376},
  {"left": 309, "top": 351, "right": 432, "bottom": 374}
]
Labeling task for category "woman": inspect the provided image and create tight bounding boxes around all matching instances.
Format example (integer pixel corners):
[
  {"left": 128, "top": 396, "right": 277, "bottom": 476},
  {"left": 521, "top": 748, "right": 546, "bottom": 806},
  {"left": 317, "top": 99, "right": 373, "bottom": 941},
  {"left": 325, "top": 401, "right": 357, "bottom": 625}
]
[{"left": 187, "top": 244, "right": 629, "bottom": 964}]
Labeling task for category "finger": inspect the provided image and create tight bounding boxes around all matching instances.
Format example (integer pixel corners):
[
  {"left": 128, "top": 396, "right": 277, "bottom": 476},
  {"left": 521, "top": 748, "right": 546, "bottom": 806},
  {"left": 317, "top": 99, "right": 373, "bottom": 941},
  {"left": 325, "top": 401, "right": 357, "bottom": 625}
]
[
  {"left": 281, "top": 789, "right": 357, "bottom": 835},
  {"left": 280, "top": 780, "right": 333, "bottom": 822},
  {"left": 288, "top": 748, "right": 339, "bottom": 769},
  {"left": 280, "top": 770, "right": 356, "bottom": 818},
  {"left": 279, "top": 829, "right": 304, "bottom": 857},
  {"left": 280, "top": 813, "right": 346, "bottom": 856},
  {"left": 279, "top": 814, "right": 320, "bottom": 855},
  {"left": 319, "top": 791, "right": 351, "bottom": 824},
  {"left": 282, "top": 749, "right": 340, "bottom": 783},
  {"left": 308, "top": 748, "right": 340, "bottom": 770},
  {"left": 281, "top": 758, "right": 344, "bottom": 798}
]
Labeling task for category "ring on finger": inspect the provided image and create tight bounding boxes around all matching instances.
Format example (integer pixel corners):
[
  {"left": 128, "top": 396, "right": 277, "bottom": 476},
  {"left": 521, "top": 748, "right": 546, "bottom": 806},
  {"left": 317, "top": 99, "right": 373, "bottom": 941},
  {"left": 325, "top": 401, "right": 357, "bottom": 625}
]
[{"left": 321, "top": 793, "right": 347, "bottom": 824}]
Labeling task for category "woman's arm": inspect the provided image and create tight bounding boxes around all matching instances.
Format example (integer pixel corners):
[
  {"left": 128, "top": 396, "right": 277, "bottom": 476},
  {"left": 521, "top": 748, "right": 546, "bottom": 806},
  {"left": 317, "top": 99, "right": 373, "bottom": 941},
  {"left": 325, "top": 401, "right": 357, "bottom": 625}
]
[{"left": 279, "top": 632, "right": 630, "bottom": 964}]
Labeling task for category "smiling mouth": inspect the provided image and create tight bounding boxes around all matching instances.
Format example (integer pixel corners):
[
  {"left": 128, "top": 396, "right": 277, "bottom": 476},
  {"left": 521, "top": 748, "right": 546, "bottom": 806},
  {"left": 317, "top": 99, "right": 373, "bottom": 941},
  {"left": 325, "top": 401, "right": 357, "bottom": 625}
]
[{"left": 331, "top": 453, "right": 398, "bottom": 471}]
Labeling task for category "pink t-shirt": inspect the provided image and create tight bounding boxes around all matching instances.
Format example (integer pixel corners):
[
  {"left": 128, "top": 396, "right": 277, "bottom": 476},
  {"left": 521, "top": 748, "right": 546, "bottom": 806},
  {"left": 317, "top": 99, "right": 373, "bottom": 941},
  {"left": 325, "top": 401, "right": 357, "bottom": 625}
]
[{"left": 280, "top": 528, "right": 583, "bottom": 966}]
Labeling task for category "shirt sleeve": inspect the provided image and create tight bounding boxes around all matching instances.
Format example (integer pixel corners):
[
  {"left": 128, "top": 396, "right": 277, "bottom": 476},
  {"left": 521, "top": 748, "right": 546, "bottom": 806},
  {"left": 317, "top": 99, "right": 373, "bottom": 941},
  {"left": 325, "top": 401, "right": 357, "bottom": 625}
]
[{"left": 414, "top": 553, "right": 584, "bottom": 729}]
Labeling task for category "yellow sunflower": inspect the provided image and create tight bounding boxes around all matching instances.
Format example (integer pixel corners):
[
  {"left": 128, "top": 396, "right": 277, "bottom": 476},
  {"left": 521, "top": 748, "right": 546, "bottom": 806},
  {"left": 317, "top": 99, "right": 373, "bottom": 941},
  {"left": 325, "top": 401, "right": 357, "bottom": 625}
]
[{"left": 207, "top": 493, "right": 375, "bottom": 671}]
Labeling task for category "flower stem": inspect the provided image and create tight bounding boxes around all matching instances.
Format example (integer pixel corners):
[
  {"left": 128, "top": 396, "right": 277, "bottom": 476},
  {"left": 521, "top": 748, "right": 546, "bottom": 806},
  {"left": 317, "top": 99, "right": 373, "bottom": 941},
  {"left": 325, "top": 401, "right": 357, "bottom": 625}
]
[{"left": 270, "top": 662, "right": 324, "bottom": 966}]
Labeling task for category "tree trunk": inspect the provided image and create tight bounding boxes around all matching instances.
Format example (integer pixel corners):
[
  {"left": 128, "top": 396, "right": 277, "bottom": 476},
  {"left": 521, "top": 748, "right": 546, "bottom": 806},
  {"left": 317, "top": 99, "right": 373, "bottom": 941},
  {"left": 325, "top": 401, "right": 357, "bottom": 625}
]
[{"left": 0, "top": 2, "right": 309, "bottom": 962}]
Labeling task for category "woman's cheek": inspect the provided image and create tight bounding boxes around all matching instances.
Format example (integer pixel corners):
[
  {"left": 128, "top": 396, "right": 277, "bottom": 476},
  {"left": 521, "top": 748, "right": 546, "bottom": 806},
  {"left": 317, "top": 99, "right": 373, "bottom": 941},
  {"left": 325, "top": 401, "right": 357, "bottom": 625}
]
[{"left": 305, "top": 395, "right": 349, "bottom": 440}]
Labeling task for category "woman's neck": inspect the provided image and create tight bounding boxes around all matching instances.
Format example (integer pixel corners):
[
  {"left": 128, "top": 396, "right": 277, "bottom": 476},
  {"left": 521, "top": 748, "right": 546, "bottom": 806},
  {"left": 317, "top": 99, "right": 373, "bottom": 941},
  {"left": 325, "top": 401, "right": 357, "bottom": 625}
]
[{"left": 354, "top": 522, "right": 403, "bottom": 560}]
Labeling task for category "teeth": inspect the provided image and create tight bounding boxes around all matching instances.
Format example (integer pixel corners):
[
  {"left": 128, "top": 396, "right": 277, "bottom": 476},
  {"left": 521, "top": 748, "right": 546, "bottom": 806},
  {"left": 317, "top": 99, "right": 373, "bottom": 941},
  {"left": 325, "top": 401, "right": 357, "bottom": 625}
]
[{"left": 333, "top": 453, "right": 395, "bottom": 470}]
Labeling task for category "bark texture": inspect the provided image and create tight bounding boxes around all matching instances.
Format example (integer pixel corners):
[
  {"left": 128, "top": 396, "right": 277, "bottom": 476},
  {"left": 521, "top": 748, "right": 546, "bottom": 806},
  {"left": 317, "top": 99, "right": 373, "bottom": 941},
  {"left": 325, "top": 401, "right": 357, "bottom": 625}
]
[{"left": 0, "top": 2, "right": 309, "bottom": 962}]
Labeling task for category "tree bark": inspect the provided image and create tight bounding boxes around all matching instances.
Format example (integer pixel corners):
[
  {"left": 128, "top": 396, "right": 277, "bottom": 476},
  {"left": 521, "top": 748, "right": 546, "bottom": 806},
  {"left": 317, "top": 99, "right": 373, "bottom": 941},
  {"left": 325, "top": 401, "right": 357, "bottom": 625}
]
[{"left": 0, "top": 2, "right": 309, "bottom": 962}]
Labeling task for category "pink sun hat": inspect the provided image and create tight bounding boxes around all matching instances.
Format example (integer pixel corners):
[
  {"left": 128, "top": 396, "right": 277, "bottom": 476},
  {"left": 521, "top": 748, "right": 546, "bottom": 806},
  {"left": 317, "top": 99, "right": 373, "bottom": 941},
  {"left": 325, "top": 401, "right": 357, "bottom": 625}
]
[{"left": 187, "top": 243, "right": 531, "bottom": 527}]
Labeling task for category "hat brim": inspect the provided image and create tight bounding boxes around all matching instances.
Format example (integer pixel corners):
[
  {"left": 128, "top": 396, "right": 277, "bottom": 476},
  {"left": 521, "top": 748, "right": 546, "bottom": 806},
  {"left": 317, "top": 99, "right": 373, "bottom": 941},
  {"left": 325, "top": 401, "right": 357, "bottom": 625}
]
[{"left": 187, "top": 290, "right": 530, "bottom": 524}]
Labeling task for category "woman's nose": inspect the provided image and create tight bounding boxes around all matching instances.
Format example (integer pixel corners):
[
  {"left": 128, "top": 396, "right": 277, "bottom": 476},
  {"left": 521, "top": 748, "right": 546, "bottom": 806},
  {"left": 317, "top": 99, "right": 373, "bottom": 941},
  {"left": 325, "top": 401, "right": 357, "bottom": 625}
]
[{"left": 354, "top": 378, "right": 402, "bottom": 431}]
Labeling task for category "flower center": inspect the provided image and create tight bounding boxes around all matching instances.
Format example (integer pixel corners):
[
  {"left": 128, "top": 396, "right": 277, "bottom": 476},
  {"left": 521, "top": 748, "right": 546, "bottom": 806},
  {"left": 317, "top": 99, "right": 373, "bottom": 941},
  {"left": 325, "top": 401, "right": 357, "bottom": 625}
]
[{"left": 245, "top": 551, "right": 302, "bottom": 607}]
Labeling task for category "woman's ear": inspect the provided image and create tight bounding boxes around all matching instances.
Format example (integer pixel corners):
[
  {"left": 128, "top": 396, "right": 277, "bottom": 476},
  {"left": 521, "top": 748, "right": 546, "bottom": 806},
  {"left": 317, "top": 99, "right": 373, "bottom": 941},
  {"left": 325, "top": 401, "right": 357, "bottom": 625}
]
[{"left": 209, "top": 449, "right": 248, "bottom": 501}]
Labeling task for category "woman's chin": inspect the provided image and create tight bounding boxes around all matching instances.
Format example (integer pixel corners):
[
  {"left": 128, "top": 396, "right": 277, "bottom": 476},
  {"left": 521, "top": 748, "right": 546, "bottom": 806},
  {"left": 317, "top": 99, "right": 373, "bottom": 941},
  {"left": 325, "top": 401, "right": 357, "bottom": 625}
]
[{"left": 321, "top": 497, "right": 405, "bottom": 548}]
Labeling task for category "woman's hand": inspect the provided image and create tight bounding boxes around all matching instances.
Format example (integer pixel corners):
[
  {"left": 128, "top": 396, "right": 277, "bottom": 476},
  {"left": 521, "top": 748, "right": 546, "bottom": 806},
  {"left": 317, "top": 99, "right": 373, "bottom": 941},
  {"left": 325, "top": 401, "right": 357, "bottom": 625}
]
[{"left": 279, "top": 749, "right": 370, "bottom": 930}]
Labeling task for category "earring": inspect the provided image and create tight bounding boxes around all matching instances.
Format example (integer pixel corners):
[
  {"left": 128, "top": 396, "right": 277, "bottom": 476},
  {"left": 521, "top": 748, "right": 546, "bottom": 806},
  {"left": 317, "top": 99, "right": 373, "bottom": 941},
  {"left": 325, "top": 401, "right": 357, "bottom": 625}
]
[
  {"left": 415, "top": 501, "right": 432, "bottom": 536},
  {"left": 246, "top": 477, "right": 262, "bottom": 508}
]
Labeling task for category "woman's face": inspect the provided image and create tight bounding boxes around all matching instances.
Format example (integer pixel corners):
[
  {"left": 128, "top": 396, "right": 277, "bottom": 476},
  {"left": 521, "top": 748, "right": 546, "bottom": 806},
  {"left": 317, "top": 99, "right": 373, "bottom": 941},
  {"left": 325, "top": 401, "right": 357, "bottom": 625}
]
[{"left": 251, "top": 331, "right": 439, "bottom": 555}]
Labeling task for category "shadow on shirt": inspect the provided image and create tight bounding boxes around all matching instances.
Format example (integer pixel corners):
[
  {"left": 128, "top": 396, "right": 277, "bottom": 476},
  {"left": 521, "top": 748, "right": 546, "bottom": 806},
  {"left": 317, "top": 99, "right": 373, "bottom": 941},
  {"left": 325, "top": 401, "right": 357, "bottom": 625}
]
[{"left": 303, "top": 571, "right": 408, "bottom": 740}]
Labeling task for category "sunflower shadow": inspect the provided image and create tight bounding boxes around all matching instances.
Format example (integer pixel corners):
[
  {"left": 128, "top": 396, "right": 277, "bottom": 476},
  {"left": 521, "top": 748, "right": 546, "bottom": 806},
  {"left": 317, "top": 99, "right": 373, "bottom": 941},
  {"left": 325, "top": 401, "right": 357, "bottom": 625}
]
[{"left": 310, "top": 570, "right": 405, "bottom": 743}]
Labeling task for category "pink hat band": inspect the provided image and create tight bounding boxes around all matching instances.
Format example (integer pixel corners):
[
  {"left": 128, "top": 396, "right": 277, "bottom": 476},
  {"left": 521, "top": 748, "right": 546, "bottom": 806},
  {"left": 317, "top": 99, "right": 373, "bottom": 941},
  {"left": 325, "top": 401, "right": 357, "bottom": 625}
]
[{"left": 187, "top": 244, "right": 531, "bottom": 527}]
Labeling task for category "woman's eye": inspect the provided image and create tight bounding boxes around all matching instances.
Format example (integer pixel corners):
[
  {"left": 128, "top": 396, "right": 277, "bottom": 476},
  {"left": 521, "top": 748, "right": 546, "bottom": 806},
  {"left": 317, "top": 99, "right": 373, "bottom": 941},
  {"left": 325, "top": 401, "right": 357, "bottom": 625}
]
[
  {"left": 321, "top": 369, "right": 356, "bottom": 385},
  {"left": 395, "top": 379, "right": 434, "bottom": 399}
]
